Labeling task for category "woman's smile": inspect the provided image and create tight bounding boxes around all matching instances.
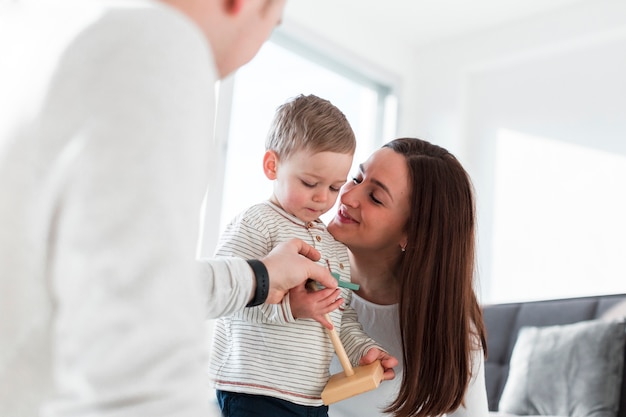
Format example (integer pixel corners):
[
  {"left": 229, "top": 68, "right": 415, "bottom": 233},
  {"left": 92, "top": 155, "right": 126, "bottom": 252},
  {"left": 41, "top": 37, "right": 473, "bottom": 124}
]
[{"left": 335, "top": 206, "right": 358, "bottom": 224}]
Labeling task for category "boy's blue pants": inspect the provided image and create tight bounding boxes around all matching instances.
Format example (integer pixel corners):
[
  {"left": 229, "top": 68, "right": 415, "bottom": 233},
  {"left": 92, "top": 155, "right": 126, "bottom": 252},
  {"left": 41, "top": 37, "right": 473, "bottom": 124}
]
[{"left": 216, "top": 390, "right": 329, "bottom": 417}]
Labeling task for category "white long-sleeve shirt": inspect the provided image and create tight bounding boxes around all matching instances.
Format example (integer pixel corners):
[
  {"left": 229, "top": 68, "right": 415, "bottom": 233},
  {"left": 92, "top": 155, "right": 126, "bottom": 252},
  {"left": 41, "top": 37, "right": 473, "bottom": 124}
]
[
  {"left": 329, "top": 293, "right": 489, "bottom": 417},
  {"left": 0, "top": 2, "right": 254, "bottom": 416}
]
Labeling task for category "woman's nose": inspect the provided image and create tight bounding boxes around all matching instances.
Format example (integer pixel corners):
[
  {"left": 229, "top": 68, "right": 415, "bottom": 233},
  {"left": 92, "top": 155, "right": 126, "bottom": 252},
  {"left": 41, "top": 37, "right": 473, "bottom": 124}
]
[{"left": 339, "top": 184, "right": 358, "bottom": 207}]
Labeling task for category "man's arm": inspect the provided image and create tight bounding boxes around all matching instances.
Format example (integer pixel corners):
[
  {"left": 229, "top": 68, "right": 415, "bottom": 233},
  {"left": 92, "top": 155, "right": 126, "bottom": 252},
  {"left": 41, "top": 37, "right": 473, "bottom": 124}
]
[{"left": 199, "top": 239, "right": 338, "bottom": 318}]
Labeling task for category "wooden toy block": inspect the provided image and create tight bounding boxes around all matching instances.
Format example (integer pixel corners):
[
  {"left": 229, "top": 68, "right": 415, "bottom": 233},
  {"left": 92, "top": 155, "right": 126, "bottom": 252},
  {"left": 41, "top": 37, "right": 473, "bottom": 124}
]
[
  {"left": 307, "top": 276, "right": 385, "bottom": 404},
  {"left": 321, "top": 359, "right": 384, "bottom": 405},
  {"left": 320, "top": 310, "right": 384, "bottom": 404}
]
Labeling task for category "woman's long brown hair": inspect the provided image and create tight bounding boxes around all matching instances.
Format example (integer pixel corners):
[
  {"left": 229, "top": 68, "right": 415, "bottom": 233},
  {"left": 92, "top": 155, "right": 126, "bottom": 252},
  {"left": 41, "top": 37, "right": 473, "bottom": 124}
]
[{"left": 383, "top": 138, "right": 487, "bottom": 417}]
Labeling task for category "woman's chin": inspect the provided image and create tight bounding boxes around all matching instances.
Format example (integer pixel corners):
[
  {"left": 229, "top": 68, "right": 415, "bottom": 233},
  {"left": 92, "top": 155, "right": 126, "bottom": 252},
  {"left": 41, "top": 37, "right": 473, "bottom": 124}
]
[{"left": 327, "top": 216, "right": 341, "bottom": 233}]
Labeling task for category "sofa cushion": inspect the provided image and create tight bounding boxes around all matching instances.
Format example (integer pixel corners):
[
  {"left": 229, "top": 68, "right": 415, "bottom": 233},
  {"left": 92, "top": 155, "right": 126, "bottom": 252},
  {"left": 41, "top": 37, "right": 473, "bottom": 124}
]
[
  {"left": 498, "top": 319, "right": 625, "bottom": 417},
  {"left": 489, "top": 413, "right": 563, "bottom": 417}
]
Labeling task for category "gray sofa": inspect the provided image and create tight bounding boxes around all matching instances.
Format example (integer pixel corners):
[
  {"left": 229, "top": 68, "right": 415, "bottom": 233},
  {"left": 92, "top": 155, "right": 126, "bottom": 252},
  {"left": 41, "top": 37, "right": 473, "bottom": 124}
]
[{"left": 483, "top": 293, "right": 626, "bottom": 417}]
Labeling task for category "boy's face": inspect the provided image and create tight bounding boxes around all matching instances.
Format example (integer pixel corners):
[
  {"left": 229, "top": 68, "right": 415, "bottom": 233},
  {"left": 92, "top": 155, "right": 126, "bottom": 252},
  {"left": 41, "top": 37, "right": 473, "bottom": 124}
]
[{"left": 268, "top": 149, "right": 354, "bottom": 223}]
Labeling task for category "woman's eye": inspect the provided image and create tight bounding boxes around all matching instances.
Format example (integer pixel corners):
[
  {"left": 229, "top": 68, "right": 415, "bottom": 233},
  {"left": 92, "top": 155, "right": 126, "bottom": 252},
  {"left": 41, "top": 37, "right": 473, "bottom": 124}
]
[
  {"left": 351, "top": 176, "right": 362, "bottom": 184},
  {"left": 370, "top": 193, "right": 382, "bottom": 205}
]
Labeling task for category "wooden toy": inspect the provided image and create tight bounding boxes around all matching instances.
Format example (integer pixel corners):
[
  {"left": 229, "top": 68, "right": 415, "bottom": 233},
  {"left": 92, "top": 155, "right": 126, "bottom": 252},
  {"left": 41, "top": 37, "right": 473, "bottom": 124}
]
[
  {"left": 308, "top": 270, "right": 385, "bottom": 405},
  {"left": 320, "top": 313, "right": 384, "bottom": 404}
]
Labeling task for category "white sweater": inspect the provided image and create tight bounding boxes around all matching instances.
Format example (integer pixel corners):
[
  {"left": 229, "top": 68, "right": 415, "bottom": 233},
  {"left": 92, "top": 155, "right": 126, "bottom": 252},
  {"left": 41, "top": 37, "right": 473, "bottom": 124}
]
[
  {"left": 0, "top": 1, "right": 253, "bottom": 416},
  {"left": 329, "top": 294, "right": 489, "bottom": 417}
]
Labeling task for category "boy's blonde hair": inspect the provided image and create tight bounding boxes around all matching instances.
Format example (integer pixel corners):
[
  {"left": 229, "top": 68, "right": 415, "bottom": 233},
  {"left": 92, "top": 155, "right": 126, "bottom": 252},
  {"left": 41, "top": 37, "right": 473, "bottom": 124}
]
[{"left": 265, "top": 94, "right": 356, "bottom": 159}]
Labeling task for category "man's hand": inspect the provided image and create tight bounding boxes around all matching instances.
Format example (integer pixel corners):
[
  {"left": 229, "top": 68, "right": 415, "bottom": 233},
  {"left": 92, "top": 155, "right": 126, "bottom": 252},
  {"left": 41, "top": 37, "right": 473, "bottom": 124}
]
[
  {"left": 260, "top": 238, "right": 338, "bottom": 305},
  {"left": 289, "top": 280, "right": 343, "bottom": 329},
  {"left": 360, "top": 347, "right": 398, "bottom": 381}
]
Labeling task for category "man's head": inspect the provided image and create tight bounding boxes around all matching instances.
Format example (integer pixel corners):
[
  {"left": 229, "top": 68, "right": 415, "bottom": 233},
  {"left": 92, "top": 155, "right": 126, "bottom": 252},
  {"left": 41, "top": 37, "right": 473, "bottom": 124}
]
[{"left": 162, "top": 0, "right": 286, "bottom": 78}]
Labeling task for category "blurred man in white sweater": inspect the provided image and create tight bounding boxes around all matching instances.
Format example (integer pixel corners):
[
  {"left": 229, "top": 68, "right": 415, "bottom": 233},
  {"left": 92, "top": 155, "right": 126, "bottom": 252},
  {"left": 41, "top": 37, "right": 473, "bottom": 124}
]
[{"left": 0, "top": 1, "right": 337, "bottom": 416}]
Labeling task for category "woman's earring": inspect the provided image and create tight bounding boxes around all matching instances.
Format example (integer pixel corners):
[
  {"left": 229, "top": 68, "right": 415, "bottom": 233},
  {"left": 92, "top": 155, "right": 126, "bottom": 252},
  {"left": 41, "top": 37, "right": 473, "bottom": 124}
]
[{"left": 401, "top": 245, "right": 406, "bottom": 253}]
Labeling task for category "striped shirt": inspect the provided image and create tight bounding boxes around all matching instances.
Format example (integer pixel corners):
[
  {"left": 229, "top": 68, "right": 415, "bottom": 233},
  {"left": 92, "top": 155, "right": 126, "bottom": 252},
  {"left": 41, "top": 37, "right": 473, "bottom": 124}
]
[{"left": 209, "top": 201, "right": 381, "bottom": 406}]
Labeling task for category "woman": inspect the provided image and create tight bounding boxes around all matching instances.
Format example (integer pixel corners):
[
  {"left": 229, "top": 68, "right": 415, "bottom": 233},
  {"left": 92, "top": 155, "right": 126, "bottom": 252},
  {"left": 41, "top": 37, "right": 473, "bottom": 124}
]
[{"left": 327, "top": 138, "right": 488, "bottom": 417}]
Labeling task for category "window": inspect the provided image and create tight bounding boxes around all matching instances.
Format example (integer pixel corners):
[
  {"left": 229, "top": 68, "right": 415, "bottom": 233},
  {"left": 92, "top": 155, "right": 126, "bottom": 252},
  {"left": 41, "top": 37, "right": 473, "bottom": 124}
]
[{"left": 217, "top": 32, "right": 397, "bottom": 232}]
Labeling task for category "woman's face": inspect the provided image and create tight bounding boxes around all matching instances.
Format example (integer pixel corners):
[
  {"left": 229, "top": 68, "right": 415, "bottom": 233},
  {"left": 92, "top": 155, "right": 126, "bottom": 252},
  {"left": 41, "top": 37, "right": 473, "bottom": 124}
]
[{"left": 328, "top": 147, "right": 411, "bottom": 255}]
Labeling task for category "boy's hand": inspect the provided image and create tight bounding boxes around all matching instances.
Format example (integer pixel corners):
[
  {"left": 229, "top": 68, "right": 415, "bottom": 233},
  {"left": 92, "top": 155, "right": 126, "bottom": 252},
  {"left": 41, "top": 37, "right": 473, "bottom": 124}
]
[
  {"left": 360, "top": 347, "right": 398, "bottom": 381},
  {"left": 289, "top": 280, "right": 343, "bottom": 330}
]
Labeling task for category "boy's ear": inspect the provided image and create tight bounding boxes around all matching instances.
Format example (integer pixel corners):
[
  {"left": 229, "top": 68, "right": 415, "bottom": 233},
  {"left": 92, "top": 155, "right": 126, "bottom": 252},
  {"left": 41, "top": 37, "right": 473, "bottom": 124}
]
[{"left": 263, "top": 150, "right": 278, "bottom": 180}]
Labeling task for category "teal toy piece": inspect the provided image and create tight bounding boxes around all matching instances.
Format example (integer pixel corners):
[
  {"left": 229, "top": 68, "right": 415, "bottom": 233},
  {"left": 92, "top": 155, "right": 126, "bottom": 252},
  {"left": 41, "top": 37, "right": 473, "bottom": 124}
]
[{"left": 332, "top": 272, "right": 360, "bottom": 291}]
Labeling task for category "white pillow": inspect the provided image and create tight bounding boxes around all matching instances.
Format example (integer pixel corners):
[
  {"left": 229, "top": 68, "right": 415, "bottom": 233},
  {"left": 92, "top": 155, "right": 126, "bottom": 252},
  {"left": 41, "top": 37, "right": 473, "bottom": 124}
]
[{"left": 498, "top": 319, "right": 625, "bottom": 417}]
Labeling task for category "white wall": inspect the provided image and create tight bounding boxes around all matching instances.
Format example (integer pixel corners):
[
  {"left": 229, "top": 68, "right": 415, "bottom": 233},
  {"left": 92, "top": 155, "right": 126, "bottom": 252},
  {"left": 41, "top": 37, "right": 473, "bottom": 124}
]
[
  {"left": 283, "top": 0, "right": 626, "bottom": 303},
  {"left": 405, "top": 0, "right": 626, "bottom": 152},
  {"left": 406, "top": 0, "right": 626, "bottom": 302}
]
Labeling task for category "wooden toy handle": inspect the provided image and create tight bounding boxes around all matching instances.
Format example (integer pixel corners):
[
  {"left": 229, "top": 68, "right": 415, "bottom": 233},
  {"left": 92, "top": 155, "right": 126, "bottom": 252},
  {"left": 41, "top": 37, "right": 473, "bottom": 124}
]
[
  {"left": 323, "top": 313, "right": 355, "bottom": 377},
  {"left": 306, "top": 278, "right": 355, "bottom": 376}
]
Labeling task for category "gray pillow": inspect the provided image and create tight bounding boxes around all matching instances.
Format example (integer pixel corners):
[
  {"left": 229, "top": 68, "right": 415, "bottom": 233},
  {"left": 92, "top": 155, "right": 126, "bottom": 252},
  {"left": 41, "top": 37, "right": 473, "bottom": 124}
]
[{"left": 498, "top": 319, "right": 625, "bottom": 417}]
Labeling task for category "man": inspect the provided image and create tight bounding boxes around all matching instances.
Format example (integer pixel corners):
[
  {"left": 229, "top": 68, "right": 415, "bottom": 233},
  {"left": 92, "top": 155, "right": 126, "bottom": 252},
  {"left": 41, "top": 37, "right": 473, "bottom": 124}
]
[{"left": 0, "top": 1, "right": 338, "bottom": 416}]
